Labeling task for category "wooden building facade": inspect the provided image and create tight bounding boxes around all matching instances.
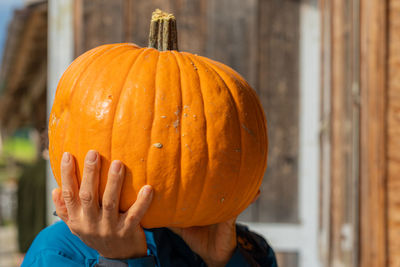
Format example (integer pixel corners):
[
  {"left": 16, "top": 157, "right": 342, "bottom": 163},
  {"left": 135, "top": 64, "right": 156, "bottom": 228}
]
[
  {"left": 47, "top": 0, "right": 400, "bottom": 266},
  {"left": 0, "top": 2, "right": 47, "bottom": 135},
  {"left": 1, "top": 0, "right": 399, "bottom": 266},
  {"left": 321, "top": 0, "right": 400, "bottom": 266}
]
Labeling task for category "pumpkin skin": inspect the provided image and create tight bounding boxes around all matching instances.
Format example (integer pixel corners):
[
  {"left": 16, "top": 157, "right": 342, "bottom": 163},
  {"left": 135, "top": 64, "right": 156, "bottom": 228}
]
[{"left": 48, "top": 43, "right": 268, "bottom": 228}]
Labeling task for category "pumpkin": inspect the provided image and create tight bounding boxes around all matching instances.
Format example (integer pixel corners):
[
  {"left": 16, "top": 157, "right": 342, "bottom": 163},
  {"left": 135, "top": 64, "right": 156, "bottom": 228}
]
[{"left": 48, "top": 9, "right": 268, "bottom": 228}]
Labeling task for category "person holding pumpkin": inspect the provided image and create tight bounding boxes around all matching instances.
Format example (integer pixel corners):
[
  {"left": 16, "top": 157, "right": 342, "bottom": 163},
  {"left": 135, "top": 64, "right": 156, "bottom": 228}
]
[
  {"left": 22, "top": 9, "right": 277, "bottom": 267},
  {"left": 22, "top": 150, "right": 277, "bottom": 267}
]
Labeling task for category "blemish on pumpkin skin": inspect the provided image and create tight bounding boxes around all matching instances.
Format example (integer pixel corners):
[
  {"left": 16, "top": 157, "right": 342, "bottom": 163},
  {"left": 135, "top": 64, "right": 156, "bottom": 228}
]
[
  {"left": 153, "top": 143, "right": 163, "bottom": 148},
  {"left": 161, "top": 115, "right": 167, "bottom": 118},
  {"left": 183, "top": 113, "right": 188, "bottom": 117},
  {"left": 184, "top": 144, "right": 192, "bottom": 152},
  {"left": 173, "top": 120, "right": 180, "bottom": 128},
  {"left": 190, "top": 61, "right": 198, "bottom": 70},
  {"left": 50, "top": 114, "right": 59, "bottom": 127},
  {"left": 221, "top": 197, "right": 225, "bottom": 203},
  {"left": 241, "top": 124, "right": 254, "bottom": 136},
  {"left": 107, "top": 95, "right": 113, "bottom": 100},
  {"left": 95, "top": 100, "right": 112, "bottom": 120},
  {"left": 234, "top": 148, "right": 241, "bottom": 152}
]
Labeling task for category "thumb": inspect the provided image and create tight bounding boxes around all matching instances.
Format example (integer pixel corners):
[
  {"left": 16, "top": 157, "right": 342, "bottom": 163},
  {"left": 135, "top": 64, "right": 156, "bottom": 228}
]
[
  {"left": 52, "top": 188, "right": 69, "bottom": 222},
  {"left": 124, "top": 185, "right": 153, "bottom": 227}
]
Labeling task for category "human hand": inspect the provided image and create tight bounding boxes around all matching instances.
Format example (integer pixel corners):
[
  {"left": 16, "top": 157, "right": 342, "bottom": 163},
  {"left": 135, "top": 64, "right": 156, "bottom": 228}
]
[
  {"left": 169, "top": 190, "right": 261, "bottom": 267},
  {"left": 169, "top": 218, "right": 237, "bottom": 267},
  {"left": 52, "top": 150, "right": 153, "bottom": 259}
]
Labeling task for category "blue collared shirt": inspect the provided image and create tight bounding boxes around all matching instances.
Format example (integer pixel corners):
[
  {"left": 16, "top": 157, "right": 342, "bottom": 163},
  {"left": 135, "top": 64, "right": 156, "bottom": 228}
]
[{"left": 22, "top": 221, "right": 277, "bottom": 266}]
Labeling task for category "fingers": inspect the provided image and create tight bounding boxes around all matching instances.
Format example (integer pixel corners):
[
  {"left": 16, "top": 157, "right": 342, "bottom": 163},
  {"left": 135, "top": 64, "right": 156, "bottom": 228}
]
[
  {"left": 61, "top": 152, "right": 80, "bottom": 219},
  {"left": 52, "top": 188, "right": 69, "bottom": 221},
  {"left": 124, "top": 185, "right": 153, "bottom": 227},
  {"left": 79, "top": 150, "right": 100, "bottom": 219},
  {"left": 102, "top": 160, "right": 125, "bottom": 223}
]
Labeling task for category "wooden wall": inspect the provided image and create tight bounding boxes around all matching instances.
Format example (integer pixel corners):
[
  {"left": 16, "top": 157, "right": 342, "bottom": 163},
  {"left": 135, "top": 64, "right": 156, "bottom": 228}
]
[
  {"left": 388, "top": 0, "right": 400, "bottom": 265},
  {"left": 359, "top": 0, "right": 387, "bottom": 266},
  {"left": 326, "top": 0, "right": 360, "bottom": 265},
  {"left": 0, "top": 3, "right": 48, "bottom": 134},
  {"left": 323, "top": 0, "right": 398, "bottom": 266},
  {"left": 73, "top": 0, "right": 302, "bottom": 224}
]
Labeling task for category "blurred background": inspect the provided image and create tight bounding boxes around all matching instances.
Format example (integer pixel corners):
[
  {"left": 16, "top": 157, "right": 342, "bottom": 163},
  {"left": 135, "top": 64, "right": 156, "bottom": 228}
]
[{"left": 0, "top": 0, "right": 396, "bottom": 266}]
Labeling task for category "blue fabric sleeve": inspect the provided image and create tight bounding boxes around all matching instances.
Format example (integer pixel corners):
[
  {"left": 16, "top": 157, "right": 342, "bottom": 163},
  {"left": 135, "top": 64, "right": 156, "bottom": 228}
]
[
  {"left": 21, "top": 249, "right": 94, "bottom": 267},
  {"left": 22, "top": 221, "right": 98, "bottom": 267},
  {"left": 96, "top": 255, "right": 156, "bottom": 267}
]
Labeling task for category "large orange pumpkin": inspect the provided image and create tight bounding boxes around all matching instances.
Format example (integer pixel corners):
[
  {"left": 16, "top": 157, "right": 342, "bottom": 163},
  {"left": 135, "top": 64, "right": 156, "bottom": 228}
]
[{"left": 48, "top": 10, "right": 268, "bottom": 228}]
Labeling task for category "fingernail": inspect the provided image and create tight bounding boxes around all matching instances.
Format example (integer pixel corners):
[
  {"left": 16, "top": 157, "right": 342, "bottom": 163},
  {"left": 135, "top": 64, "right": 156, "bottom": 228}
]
[
  {"left": 141, "top": 185, "right": 152, "bottom": 197},
  {"left": 111, "top": 160, "right": 122, "bottom": 173},
  {"left": 62, "top": 152, "right": 70, "bottom": 163},
  {"left": 86, "top": 150, "right": 98, "bottom": 163}
]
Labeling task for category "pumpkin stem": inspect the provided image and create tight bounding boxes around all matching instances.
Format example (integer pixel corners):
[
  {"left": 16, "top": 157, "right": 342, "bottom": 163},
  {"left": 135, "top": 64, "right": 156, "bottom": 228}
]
[{"left": 148, "top": 9, "right": 178, "bottom": 51}]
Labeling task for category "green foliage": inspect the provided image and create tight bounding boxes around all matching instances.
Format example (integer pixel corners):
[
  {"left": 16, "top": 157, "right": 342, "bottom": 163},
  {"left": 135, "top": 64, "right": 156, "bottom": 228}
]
[{"left": 2, "top": 137, "right": 36, "bottom": 163}]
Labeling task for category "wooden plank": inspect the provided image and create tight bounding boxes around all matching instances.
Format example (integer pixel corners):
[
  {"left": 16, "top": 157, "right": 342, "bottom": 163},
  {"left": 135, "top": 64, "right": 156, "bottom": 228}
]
[
  {"left": 123, "top": 0, "right": 134, "bottom": 43},
  {"left": 206, "top": 0, "right": 258, "bottom": 87},
  {"left": 320, "top": 0, "right": 363, "bottom": 265},
  {"left": 318, "top": 0, "right": 332, "bottom": 264},
  {"left": 387, "top": 0, "right": 400, "bottom": 266},
  {"left": 256, "top": 0, "right": 300, "bottom": 223},
  {"left": 329, "top": 0, "right": 361, "bottom": 265},
  {"left": 75, "top": 0, "right": 124, "bottom": 56},
  {"left": 174, "top": 0, "right": 207, "bottom": 55},
  {"left": 359, "top": 0, "right": 388, "bottom": 266}
]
